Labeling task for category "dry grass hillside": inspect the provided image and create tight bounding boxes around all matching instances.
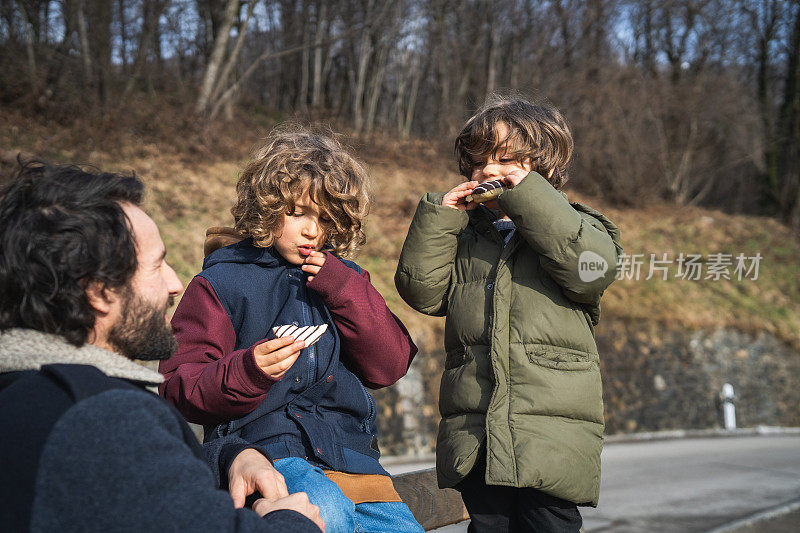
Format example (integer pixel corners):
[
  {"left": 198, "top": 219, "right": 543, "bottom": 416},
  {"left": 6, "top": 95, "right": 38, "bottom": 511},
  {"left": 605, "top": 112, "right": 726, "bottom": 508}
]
[{"left": 3, "top": 106, "right": 800, "bottom": 354}]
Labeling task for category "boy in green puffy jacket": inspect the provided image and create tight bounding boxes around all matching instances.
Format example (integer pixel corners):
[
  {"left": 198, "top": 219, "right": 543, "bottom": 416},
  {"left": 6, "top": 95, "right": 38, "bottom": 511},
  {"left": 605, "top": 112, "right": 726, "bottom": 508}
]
[{"left": 395, "top": 97, "right": 622, "bottom": 532}]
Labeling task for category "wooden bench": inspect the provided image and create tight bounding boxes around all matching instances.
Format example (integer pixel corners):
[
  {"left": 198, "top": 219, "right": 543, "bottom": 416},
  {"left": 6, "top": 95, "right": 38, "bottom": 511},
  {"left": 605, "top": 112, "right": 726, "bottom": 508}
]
[{"left": 392, "top": 468, "right": 469, "bottom": 531}]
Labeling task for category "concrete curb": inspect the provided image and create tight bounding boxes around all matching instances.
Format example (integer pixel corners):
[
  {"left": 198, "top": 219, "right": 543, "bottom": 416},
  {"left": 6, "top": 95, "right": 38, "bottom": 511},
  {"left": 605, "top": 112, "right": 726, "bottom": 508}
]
[
  {"left": 603, "top": 425, "right": 800, "bottom": 444},
  {"left": 382, "top": 426, "right": 800, "bottom": 466},
  {"left": 704, "top": 497, "right": 800, "bottom": 533}
]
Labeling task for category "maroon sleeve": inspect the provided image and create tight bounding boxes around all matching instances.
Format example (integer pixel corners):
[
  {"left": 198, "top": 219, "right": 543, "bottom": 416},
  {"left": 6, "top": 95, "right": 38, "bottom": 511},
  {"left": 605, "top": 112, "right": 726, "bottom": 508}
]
[
  {"left": 159, "top": 276, "right": 277, "bottom": 425},
  {"left": 307, "top": 252, "right": 418, "bottom": 388}
]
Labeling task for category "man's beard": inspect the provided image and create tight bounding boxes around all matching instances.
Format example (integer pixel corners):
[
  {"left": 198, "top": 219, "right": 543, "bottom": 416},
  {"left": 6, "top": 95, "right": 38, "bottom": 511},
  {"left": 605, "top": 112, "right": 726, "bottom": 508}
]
[{"left": 107, "top": 287, "right": 178, "bottom": 361}]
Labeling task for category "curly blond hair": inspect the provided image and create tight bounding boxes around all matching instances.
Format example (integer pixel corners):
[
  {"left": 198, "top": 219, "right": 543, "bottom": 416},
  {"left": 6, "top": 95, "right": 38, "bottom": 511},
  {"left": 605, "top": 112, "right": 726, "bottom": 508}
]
[
  {"left": 231, "top": 128, "right": 371, "bottom": 257},
  {"left": 455, "top": 95, "right": 574, "bottom": 189}
]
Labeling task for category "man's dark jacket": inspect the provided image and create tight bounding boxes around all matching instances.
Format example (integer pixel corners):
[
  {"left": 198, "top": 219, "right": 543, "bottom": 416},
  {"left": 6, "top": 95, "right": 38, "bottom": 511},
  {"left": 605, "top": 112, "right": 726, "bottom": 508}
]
[{"left": 0, "top": 328, "right": 319, "bottom": 532}]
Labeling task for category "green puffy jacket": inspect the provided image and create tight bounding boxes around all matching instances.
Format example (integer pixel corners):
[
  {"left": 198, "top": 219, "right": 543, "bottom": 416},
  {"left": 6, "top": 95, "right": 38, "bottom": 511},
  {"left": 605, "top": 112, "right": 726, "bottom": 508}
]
[{"left": 395, "top": 171, "right": 622, "bottom": 506}]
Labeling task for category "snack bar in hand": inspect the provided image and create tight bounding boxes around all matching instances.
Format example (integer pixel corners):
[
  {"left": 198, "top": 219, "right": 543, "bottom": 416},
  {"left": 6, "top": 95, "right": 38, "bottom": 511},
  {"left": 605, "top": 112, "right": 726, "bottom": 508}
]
[
  {"left": 465, "top": 179, "right": 508, "bottom": 204},
  {"left": 272, "top": 324, "right": 328, "bottom": 347}
]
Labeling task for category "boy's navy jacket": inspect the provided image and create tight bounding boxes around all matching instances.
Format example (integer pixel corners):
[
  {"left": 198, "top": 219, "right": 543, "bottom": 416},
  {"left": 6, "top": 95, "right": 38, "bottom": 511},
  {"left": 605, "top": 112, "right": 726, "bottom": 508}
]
[
  {"left": 0, "top": 328, "right": 318, "bottom": 532},
  {"left": 160, "top": 239, "right": 417, "bottom": 476}
]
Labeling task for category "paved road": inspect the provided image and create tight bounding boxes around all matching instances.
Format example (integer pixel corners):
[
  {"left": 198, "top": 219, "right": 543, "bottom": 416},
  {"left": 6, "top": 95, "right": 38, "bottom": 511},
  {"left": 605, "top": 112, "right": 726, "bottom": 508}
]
[{"left": 384, "top": 434, "right": 800, "bottom": 532}]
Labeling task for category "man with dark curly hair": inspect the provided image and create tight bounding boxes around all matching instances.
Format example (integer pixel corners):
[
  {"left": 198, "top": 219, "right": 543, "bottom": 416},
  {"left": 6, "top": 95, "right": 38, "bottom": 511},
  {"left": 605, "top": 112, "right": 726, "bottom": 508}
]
[{"left": 0, "top": 162, "right": 324, "bottom": 532}]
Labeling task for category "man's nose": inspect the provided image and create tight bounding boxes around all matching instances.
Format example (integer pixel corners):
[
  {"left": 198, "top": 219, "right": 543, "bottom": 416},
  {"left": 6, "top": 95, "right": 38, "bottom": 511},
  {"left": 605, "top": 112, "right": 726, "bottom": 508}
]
[{"left": 164, "top": 263, "right": 184, "bottom": 296}]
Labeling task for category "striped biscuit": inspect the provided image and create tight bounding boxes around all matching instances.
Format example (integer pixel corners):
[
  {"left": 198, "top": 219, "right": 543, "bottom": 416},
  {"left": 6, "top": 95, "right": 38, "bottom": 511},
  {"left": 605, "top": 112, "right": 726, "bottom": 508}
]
[
  {"left": 465, "top": 179, "right": 507, "bottom": 204},
  {"left": 272, "top": 324, "right": 328, "bottom": 347}
]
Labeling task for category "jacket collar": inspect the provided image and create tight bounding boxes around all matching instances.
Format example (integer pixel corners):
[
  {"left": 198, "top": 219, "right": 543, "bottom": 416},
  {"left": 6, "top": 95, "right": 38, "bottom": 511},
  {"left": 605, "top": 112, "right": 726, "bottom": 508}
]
[
  {"left": 202, "top": 237, "right": 300, "bottom": 271},
  {"left": 468, "top": 205, "right": 502, "bottom": 240},
  {"left": 0, "top": 328, "right": 163, "bottom": 385}
]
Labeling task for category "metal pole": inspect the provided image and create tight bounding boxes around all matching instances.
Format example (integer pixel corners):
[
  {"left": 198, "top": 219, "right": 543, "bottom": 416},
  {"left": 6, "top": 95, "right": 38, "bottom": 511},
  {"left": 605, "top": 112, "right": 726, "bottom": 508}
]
[{"left": 722, "top": 383, "right": 736, "bottom": 430}]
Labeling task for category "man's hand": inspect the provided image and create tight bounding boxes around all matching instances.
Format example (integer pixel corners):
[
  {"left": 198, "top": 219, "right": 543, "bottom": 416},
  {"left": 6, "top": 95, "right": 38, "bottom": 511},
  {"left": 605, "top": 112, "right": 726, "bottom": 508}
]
[
  {"left": 301, "top": 251, "right": 326, "bottom": 282},
  {"left": 253, "top": 336, "right": 305, "bottom": 379},
  {"left": 253, "top": 493, "right": 325, "bottom": 531},
  {"left": 228, "top": 449, "right": 289, "bottom": 507},
  {"left": 442, "top": 181, "right": 479, "bottom": 210}
]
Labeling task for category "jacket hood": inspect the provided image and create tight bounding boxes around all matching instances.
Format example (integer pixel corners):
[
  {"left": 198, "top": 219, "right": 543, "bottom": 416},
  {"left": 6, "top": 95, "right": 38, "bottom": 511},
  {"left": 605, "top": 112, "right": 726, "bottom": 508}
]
[
  {"left": 202, "top": 237, "right": 287, "bottom": 270},
  {"left": 0, "top": 328, "right": 163, "bottom": 385}
]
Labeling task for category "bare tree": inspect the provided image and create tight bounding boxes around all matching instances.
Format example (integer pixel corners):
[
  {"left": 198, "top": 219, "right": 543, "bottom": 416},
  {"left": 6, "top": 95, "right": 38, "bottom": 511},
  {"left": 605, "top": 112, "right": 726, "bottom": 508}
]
[
  {"left": 123, "top": 0, "right": 171, "bottom": 99},
  {"left": 195, "top": 0, "right": 240, "bottom": 115}
]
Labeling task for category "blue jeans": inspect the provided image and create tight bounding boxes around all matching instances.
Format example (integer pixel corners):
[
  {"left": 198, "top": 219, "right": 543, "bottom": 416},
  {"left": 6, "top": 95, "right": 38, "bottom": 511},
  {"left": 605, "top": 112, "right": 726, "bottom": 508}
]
[{"left": 273, "top": 457, "right": 424, "bottom": 533}]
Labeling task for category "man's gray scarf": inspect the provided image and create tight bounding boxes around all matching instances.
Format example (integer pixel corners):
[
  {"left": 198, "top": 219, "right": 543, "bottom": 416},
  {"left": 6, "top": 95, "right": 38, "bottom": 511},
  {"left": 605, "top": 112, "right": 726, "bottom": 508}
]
[{"left": 0, "top": 328, "right": 163, "bottom": 385}]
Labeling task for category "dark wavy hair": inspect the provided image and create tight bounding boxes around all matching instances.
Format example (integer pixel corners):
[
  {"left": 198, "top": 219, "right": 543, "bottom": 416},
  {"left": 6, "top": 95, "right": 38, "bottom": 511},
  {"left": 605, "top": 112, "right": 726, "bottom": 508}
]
[
  {"left": 0, "top": 162, "right": 143, "bottom": 346},
  {"left": 455, "top": 95, "right": 574, "bottom": 189}
]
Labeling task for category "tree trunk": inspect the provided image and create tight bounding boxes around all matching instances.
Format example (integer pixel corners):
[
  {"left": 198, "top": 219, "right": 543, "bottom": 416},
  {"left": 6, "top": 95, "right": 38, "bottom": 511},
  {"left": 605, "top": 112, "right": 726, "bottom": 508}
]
[
  {"left": 352, "top": 0, "right": 376, "bottom": 135},
  {"left": 123, "top": 0, "right": 169, "bottom": 99},
  {"left": 758, "top": 36, "right": 781, "bottom": 213},
  {"left": 208, "top": 0, "right": 256, "bottom": 107},
  {"left": 402, "top": 56, "right": 424, "bottom": 138},
  {"left": 298, "top": 0, "right": 311, "bottom": 110},
  {"left": 85, "top": 1, "right": 113, "bottom": 104},
  {"left": 118, "top": 0, "right": 128, "bottom": 70},
  {"left": 364, "top": 42, "right": 389, "bottom": 135},
  {"left": 16, "top": 1, "right": 38, "bottom": 96},
  {"left": 780, "top": 2, "right": 800, "bottom": 223},
  {"left": 77, "top": 0, "right": 92, "bottom": 90},
  {"left": 196, "top": 0, "right": 240, "bottom": 115},
  {"left": 485, "top": 7, "right": 498, "bottom": 97},
  {"left": 311, "top": 1, "right": 327, "bottom": 108}
]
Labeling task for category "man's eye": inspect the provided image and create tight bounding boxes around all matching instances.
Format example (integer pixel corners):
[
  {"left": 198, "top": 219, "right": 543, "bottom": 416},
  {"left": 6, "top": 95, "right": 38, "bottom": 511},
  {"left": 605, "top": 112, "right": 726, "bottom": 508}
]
[{"left": 499, "top": 158, "right": 516, "bottom": 164}]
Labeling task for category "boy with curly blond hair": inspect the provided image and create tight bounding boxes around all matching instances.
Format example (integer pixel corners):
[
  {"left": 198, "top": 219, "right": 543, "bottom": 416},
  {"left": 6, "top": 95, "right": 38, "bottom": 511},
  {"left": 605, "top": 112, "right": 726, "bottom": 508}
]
[
  {"left": 161, "top": 128, "right": 423, "bottom": 532},
  {"left": 396, "top": 97, "right": 623, "bottom": 532}
]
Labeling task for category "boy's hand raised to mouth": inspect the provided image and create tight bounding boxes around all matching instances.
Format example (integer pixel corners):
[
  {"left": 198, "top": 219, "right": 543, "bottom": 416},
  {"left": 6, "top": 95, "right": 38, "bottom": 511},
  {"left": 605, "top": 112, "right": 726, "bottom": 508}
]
[
  {"left": 253, "top": 336, "right": 305, "bottom": 379},
  {"left": 301, "top": 250, "right": 326, "bottom": 282},
  {"left": 443, "top": 181, "right": 479, "bottom": 210}
]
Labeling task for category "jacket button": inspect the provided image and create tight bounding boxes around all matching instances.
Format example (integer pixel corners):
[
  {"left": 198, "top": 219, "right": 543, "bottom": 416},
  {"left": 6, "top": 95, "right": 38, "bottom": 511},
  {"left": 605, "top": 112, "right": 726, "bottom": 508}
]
[
  {"left": 292, "top": 321, "right": 299, "bottom": 326},
  {"left": 294, "top": 376, "right": 301, "bottom": 383},
  {"left": 486, "top": 283, "right": 494, "bottom": 290},
  {"left": 326, "top": 375, "right": 333, "bottom": 383}
]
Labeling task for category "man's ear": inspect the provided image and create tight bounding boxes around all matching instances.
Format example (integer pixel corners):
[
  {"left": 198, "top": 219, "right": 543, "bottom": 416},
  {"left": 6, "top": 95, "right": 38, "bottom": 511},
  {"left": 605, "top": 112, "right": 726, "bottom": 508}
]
[{"left": 84, "top": 280, "right": 118, "bottom": 315}]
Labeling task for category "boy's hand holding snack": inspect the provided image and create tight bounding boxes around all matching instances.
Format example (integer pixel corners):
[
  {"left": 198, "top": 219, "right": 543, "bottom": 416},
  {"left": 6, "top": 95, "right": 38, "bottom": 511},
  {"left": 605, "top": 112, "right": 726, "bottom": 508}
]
[
  {"left": 443, "top": 180, "right": 479, "bottom": 210},
  {"left": 444, "top": 169, "right": 530, "bottom": 210},
  {"left": 301, "top": 250, "right": 326, "bottom": 282},
  {"left": 253, "top": 336, "right": 305, "bottom": 379}
]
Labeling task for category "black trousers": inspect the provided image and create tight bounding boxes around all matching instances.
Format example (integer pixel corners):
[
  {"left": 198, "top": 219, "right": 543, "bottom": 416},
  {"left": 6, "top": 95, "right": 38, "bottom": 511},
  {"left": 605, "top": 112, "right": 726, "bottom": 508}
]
[{"left": 456, "top": 457, "right": 583, "bottom": 533}]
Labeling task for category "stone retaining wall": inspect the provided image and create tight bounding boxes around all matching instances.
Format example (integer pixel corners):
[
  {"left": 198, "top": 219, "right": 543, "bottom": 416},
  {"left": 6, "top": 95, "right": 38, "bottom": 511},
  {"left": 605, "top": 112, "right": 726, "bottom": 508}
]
[{"left": 373, "top": 319, "right": 800, "bottom": 455}]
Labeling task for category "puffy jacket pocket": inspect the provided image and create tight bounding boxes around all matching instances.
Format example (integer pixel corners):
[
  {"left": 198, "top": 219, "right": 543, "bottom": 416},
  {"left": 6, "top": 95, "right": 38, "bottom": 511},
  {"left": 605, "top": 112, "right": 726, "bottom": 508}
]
[
  {"left": 526, "top": 344, "right": 594, "bottom": 371},
  {"left": 436, "top": 413, "right": 485, "bottom": 487},
  {"left": 517, "top": 343, "right": 603, "bottom": 423}
]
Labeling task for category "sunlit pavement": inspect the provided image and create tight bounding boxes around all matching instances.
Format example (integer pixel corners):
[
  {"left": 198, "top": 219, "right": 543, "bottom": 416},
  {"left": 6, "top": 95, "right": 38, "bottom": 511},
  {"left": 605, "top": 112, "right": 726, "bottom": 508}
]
[{"left": 383, "top": 434, "right": 800, "bottom": 532}]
